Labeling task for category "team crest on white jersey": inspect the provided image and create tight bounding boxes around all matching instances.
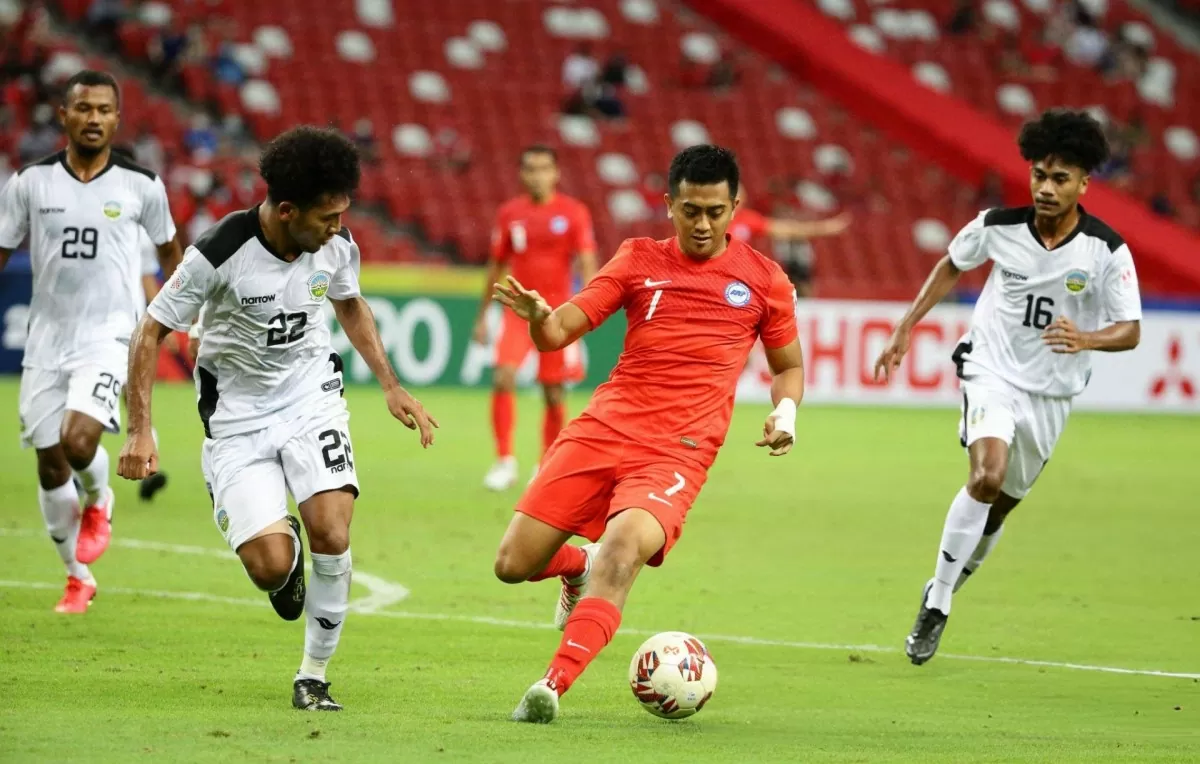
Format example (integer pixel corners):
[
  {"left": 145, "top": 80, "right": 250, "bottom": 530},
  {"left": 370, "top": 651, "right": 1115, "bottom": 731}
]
[
  {"left": 103, "top": 201, "right": 122, "bottom": 220},
  {"left": 216, "top": 507, "right": 230, "bottom": 533},
  {"left": 308, "top": 271, "right": 331, "bottom": 301},
  {"left": 1064, "top": 269, "right": 1089, "bottom": 294},
  {"left": 550, "top": 215, "right": 569, "bottom": 234},
  {"left": 167, "top": 268, "right": 187, "bottom": 292},
  {"left": 724, "top": 281, "right": 751, "bottom": 307}
]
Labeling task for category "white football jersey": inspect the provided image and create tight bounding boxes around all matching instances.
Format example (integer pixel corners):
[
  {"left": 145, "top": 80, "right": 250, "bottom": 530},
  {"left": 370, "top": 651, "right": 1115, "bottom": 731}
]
[
  {"left": 135, "top": 227, "right": 161, "bottom": 317},
  {"left": 950, "top": 206, "right": 1142, "bottom": 397},
  {"left": 148, "top": 206, "right": 361, "bottom": 439},
  {"left": 0, "top": 150, "right": 176, "bottom": 369}
]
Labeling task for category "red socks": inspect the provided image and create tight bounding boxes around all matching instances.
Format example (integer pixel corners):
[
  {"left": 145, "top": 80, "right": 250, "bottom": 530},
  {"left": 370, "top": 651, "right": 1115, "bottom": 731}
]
[
  {"left": 545, "top": 597, "right": 621, "bottom": 696},
  {"left": 492, "top": 390, "right": 515, "bottom": 458},
  {"left": 528, "top": 545, "right": 587, "bottom": 582},
  {"left": 542, "top": 402, "right": 565, "bottom": 455}
]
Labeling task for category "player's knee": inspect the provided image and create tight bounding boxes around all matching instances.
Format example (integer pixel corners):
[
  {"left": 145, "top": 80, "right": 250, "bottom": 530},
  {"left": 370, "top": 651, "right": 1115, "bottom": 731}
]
[
  {"left": 59, "top": 428, "right": 98, "bottom": 469},
  {"left": 967, "top": 467, "right": 1005, "bottom": 504},
  {"left": 591, "top": 535, "right": 644, "bottom": 590},
  {"left": 36, "top": 452, "right": 72, "bottom": 490},
  {"left": 239, "top": 536, "right": 296, "bottom": 591},
  {"left": 493, "top": 366, "right": 517, "bottom": 392},
  {"left": 493, "top": 548, "right": 533, "bottom": 584},
  {"left": 542, "top": 384, "right": 564, "bottom": 407},
  {"left": 307, "top": 527, "right": 349, "bottom": 556}
]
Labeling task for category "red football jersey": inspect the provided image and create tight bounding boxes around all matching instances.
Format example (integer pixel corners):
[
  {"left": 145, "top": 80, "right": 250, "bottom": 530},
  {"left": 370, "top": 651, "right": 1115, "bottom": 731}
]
[
  {"left": 728, "top": 208, "right": 769, "bottom": 244},
  {"left": 570, "top": 236, "right": 798, "bottom": 467},
  {"left": 491, "top": 193, "right": 595, "bottom": 306}
]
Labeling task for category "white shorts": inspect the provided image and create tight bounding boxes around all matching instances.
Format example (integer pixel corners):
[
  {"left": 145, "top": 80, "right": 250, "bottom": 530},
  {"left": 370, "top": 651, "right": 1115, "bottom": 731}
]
[
  {"left": 201, "top": 408, "right": 359, "bottom": 551},
  {"left": 958, "top": 372, "right": 1071, "bottom": 499},
  {"left": 19, "top": 360, "right": 125, "bottom": 450}
]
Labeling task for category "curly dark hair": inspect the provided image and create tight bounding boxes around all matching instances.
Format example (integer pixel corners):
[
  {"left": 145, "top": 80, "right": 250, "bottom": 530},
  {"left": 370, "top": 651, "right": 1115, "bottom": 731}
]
[
  {"left": 1017, "top": 109, "right": 1110, "bottom": 173},
  {"left": 668, "top": 144, "right": 739, "bottom": 198},
  {"left": 259, "top": 125, "right": 361, "bottom": 209}
]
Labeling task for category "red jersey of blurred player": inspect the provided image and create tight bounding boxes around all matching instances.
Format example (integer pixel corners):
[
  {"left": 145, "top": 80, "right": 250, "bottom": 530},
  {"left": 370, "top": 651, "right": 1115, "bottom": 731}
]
[
  {"left": 473, "top": 145, "right": 597, "bottom": 492},
  {"left": 491, "top": 145, "right": 807, "bottom": 723}
]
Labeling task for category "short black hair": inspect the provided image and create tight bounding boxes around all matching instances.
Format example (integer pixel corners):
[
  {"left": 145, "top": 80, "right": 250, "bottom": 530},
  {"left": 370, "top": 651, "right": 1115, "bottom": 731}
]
[
  {"left": 62, "top": 69, "right": 120, "bottom": 107},
  {"left": 1017, "top": 109, "right": 1110, "bottom": 174},
  {"left": 259, "top": 125, "right": 361, "bottom": 209},
  {"left": 667, "top": 145, "right": 739, "bottom": 198},
  {"left": 520, "top": 144, "right": 557, "bottom": 166}
]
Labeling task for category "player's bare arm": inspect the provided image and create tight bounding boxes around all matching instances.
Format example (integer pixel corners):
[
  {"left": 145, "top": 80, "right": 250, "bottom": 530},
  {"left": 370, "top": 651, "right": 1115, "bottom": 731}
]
[
  {"left": 473, "top": 257, "right": 508, "bottom": 344},
  {"left": 874, "top": 255, "right": 964, "bottom": 381},
  {"left": 493, "top": 275, "right": 592, "bottom": 351},
  {"left": 1043, "top": 316, "right": 1140, "bottom": 354},
  {"left": 331, "top": 295, "right": 439, "bottom": 447},
  {"left": 766, "top": 212, "right": 853, "bottom": 241},
  {"left": 117, "top": 313, "right": 174, "bottom": 480},
  {"left": 576, "top": 248, "right": 598, "bottom": 284},
  {"left": 156, "top": 235, "right": 184, "bottom": 279},
  {"left": 758, "top": 339, "right": 805, "bottom": 456}
]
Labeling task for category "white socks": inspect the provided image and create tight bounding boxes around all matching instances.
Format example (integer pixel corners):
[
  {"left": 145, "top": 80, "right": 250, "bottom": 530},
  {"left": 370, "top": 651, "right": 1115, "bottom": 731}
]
[
  {"left": 955, "top": 525, "right": 1006, "bottom": 592},
  {"left": 298, "top": 549, "right": 352, "bottom": 682},
  {"left": 927, "top": 487, "right": 991, "bottom": 614},
  {"left": 74, "top": 445, "right": 110, "bottom": 509},
  {"left": 39, "top": 479, "right": 91, "bottom": 581}
]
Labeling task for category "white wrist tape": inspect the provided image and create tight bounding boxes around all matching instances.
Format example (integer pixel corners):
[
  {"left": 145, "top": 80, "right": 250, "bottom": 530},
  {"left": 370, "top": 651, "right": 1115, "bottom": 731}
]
[
  {"left": 770, "top": 398, "right": 798, "bottom": 439},
  {"left": 187, "top": 322, "right": 202, "bottom": 340}
]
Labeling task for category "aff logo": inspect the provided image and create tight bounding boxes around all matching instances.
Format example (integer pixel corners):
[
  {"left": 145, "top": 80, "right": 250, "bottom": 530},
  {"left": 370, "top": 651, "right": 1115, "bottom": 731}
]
[{"left": 1148, "top": 335, "right": 1196, "bottom": 400}]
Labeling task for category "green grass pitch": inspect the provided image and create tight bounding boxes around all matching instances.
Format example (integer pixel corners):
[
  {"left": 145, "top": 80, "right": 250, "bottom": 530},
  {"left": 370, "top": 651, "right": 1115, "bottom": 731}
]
[{"left": 1, "top": 381, "right": 1197, "bottom": 762}]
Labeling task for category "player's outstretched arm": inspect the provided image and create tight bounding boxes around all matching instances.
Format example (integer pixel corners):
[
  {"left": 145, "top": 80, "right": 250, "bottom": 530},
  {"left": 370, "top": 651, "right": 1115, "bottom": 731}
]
[
  {"left": 493, "top": 275, "right": 592, "bottom": 352},
  {"left": 767, "top": 211, "right": 853, "bottom": 241},
  {"left": 874, "top": 255, "right": 963, "bottom": 382},
  {"left": 758, "top": 339, "right": 805, "bottom": 456},
  {"left": 473, "top": 257, "right": 507, "bottom": 345},
  {"left": 117, "top": 313, "right": 174, "bottom": 480},
  {"left": 332, "top": 296, "right": 439, "bottom": 447}
]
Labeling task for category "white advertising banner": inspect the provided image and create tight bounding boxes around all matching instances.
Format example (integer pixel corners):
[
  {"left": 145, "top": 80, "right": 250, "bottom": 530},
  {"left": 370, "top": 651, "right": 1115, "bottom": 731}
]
[{"left": 736, "top": 300, "right": 1200, "bottom": 413}]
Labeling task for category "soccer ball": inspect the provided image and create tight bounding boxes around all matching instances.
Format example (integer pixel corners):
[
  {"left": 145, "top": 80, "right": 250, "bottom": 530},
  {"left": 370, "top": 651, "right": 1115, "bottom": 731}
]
[{"left": 628, "top": 631, "right": 718, "bottom": 719}]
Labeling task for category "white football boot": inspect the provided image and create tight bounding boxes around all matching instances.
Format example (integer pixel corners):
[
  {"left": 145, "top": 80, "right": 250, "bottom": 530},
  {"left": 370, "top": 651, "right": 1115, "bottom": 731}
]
[
  {"left": 483, "top": 456, "right": 518, "bottom": 492},
  {"left": 511, "top": 679, "right": 559, "bottom": 723},
  {"left": 555, "top": 543, "right": 600, "bottom": 630}
]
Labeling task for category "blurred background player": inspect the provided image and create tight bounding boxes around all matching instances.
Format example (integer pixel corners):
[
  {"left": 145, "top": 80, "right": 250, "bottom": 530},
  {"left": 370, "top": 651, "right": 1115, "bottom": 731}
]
[
  {"left": 118, "top": 126, "right": 437, "bottom": 711},
  {"left": 473, "top": 146, "right": 597, "bottom": 491},
  {"left": 874, "top": 109, "right": 1142, "bottom": 666},
  {"left": 0, "top": 70, "right": 180, "bottom": 614},
  {"left": 491, "top": 145, "right": 805, "bottom": 723},
  {"left": 730, "top": 188, "right": 853, "bottom": 296}
]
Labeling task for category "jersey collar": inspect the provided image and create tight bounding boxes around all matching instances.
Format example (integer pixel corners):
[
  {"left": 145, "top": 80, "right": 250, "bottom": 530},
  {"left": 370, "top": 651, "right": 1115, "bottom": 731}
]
[
  {"left": 58, "top": 149, "right": 116, "bottom": 184},
  {"left": 1026, "top": 204, "right": 1087, "bottom": 251},
  {"left": 248, "top": 204, "right": 297, "bottom": 263}
]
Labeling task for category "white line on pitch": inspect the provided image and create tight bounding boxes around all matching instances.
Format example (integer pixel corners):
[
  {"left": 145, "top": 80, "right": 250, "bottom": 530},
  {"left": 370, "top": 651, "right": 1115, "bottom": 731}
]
[
  {"left": 1, "top": 578, "right": 1196, "bottom": 681},
  {"left": 0, "top": 527, "right": 409, "bottom": 611}
]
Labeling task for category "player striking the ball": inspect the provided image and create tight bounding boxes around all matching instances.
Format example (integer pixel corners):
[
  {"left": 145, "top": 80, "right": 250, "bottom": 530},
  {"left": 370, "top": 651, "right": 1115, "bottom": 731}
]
[
  {"left": 118, "top": 126, "right": 438, "bottom": 711},
  {"left": 874, "top": 109, "right": 1142, "bottom": 665},
  {"left": 0, "top": 70, "right": 181, "bottom": 613},
  {"left": 474, "top": 146, "right": 597, "bottom": 491},
  {"left": 492, "top": 145, "right": 805, "bottom": 723}
]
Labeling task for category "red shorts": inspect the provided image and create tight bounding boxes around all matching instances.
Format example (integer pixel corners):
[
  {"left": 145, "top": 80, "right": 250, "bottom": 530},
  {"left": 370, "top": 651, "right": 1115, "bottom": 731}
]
[
  {"left": 515, "top": 416, "right": 709, "bottom": 566},
  {"left": 495, "top": 310, "right": 583, "bottom": 385}
]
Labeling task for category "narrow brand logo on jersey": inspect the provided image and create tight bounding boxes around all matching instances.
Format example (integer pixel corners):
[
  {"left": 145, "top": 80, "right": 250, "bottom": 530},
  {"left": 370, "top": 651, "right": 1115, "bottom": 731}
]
[
  {"left": 39, "top": 207, "right": 65, "bottom": 215},
  {"left": 680, "top": 436, "right": 698, "bottom": 449},
  {"left": 241, "top": 294, "right": 276, "bottom": 306},
  {"left": 321, "top": 379, "right": 342, "bottom": 393},
  {"left": 550, "top": 215, "right": 569, "bottom": 234},
  {"left": 724, "top": 281, "right": 751, "bottom": 307},
  {"left": 216, "top": 508, "right": 230, "bottom": 533},
  {"left": 1065, "top": 270, "right": 1089, "bottom": 293},
  {"left": 1002, "top": 269, "right": 1028, "bottom": 282},
  {"left": 102, "top": 201, "right": 122, "bottom": 220},
  {"left": 308, "top": 271, "right": 331, "bottom": 301}
]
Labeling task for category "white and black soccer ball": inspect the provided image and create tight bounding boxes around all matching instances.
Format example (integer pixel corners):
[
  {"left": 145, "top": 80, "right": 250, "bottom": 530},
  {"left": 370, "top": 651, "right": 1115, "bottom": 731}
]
[{"left": 628, "top": 631, "right": 718, "bottom": 719}]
